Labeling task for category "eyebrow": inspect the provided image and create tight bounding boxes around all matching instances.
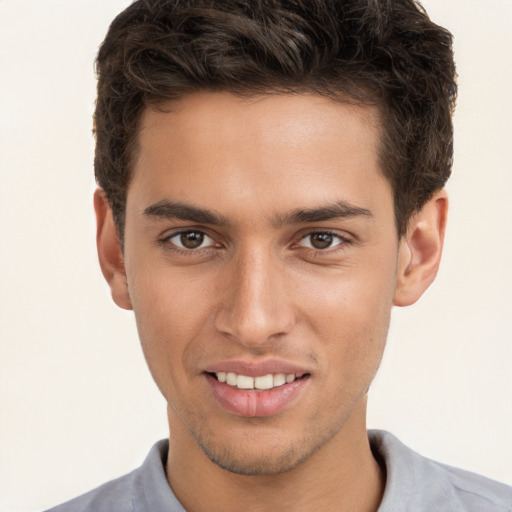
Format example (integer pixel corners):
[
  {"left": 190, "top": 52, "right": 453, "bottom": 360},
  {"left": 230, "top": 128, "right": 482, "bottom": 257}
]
[
  {"left": 272, "top": 201, "right": 373, "bottom": 226},
  {"left": 143, "top": 199, "right": 373, "bottom": 226},
  {"left": 143, "top": 200, "right": 230, "bottom": 225}
]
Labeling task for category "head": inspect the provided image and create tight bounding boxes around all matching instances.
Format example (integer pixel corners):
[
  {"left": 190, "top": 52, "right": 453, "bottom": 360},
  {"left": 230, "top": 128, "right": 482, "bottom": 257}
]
[
  {"left": 94, "top": 0, "right": 456, "bottom": 244},
  {"left": 93, "top": 0, "right": 456, "bottom": 479}
]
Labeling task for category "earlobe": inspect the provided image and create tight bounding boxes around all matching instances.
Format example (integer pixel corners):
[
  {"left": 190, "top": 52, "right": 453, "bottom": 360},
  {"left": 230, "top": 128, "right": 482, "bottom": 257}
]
[
  {"left": 393, "top": 190, "right": 448, "bottom": 307},
  {"left": 94, "top": 188, "right": 133, "bottom": 310}
]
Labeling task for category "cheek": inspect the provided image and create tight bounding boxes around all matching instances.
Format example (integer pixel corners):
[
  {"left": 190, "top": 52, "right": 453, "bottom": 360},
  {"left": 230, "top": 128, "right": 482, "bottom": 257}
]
[
  {"left": 126, "top": 263, "right": 216, "bottom": 392},
  {"left": 298, "top": 258, "right": 396, "bottom": 331},
  {"left": 295, "top": 252, "right": 397, "bottom": 378},
  {"left": 130, "top": 258, "right": 214, "bottom": 331}
]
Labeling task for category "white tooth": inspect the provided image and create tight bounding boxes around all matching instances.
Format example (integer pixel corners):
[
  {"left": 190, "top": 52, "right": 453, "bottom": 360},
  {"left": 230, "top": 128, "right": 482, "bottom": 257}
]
[
  {"left": 226, "top": 372, "right": 237, "bottom": 386},
  {"left": 273, "top": 373, "right": 286, "bottom": 387},
  {"left": 254, "top": 374, "right": 274, "bottom": 390},
  {"left": 217, "top": 372, "right": 226, "bottom": 383},
  {"left": 236, "top": 375, "right": 254, "bottom": 389},
  {"left": 286, "top": 374, "right": 296, "bottom": 383}
]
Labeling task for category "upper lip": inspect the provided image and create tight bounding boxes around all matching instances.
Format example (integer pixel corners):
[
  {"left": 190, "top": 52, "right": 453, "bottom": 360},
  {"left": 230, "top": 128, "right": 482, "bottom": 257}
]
[{"left": 204, "top": 359, "right": 311, "bottom": 378}]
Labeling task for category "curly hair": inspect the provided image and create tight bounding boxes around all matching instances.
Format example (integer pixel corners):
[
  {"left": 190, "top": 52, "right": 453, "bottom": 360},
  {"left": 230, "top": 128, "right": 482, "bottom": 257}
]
[{"left": 95, "top": 0, "right": 457, "bottom": 241}]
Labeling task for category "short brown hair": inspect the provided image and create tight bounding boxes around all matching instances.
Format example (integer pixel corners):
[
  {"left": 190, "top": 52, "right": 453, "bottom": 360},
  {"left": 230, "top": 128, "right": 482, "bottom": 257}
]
[{"left": 95, "top": 0, "right": 457, "bottom": 241}]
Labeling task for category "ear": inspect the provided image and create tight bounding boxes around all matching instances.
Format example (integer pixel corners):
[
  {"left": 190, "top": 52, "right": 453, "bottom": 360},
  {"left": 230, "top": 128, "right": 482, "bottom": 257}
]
[
  {"left": 94, "top": 188, "right": 133, "bottom": 310},
  {"left": 393, "top": 190, "right": 448, "bottom": 307}
]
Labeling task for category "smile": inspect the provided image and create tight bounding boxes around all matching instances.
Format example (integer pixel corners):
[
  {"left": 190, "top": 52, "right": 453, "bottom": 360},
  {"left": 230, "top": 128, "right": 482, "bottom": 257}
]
[
  {"left": 205, "top": 369, "right": 310, "bottom": 417},
  {"left": 215, "top": 372, "right": 299, "bottom": 390}
]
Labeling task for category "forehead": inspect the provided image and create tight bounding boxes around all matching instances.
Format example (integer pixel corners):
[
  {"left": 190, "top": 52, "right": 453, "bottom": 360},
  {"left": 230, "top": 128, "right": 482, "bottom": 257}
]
[
  {"left": 129, "top": 92, "right": 391, "bottom": 222},
  {"left": 137, "top": 92, "right": 381, "bottom": 160}
]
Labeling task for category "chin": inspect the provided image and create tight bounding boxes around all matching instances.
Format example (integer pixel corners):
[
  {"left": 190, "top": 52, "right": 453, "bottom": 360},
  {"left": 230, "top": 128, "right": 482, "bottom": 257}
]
[
  {"left": 201, "top": 443, "right": 308, "bottom": 476},
  {"left": 191, "top": 425, "right": 333, "bottom": 476}
]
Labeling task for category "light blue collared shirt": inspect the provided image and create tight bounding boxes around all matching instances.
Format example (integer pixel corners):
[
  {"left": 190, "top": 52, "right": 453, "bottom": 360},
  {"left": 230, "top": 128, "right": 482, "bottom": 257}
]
[{"left": 46, "top": 430, "right": 512, "bottom": 512}]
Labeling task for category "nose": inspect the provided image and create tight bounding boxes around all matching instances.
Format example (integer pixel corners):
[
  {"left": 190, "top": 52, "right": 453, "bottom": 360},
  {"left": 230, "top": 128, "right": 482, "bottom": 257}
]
[{"left": 214, "top": 247, "right": 296, "bottom": 348}]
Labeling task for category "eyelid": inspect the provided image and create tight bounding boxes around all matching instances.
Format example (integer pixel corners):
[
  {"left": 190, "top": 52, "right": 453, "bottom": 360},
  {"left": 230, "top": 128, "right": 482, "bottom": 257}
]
[
  {"left": 159, "top": 228, "right": 218, "bottom": 251},
  {"left": 294, "top": 229, "right": 352, "bottom": 252},
  {"left": 157, "top": 227, "right": 352, "bottom": 254}
]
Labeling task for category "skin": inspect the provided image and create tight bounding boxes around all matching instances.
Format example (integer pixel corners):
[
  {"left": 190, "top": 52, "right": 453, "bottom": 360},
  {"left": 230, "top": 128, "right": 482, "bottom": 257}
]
[{"left": 96, "top": 92, "right": 447, "bottom": 512}]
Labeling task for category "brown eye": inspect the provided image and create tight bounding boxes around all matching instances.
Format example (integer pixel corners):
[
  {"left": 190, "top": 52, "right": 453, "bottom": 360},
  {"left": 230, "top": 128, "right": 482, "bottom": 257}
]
[
  {"left": 310, "top": 233, "right": 333, "bottom": 249},
  {"left": 299, "top": 232, "right": 344, "bottom": 250},
  {"left": 167, "top": 230, "right": 214, "bottom": 250},
  {"left": 180, "top": 231, "right": 204, "bottom": 249}
]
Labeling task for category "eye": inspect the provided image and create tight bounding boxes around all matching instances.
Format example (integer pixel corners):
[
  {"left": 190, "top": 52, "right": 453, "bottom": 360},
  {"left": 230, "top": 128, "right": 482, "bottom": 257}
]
[
  {"left": 166, "top": 230, "right": 215, "bottom": 250},
  {"left": 298, "top": 231, "right": 345, "bottom": 250}
]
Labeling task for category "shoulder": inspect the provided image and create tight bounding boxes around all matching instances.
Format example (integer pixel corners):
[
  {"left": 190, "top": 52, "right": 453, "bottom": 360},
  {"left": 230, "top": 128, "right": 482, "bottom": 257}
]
[
  {"left": 43, "top": 471, "right": 135, "bottom": 512},
  {"left": 369, "top": 430, "right": 512, "bottom": 512},
  {"left": 43, "top": 439, "right": 175, "bottom": 512},
  {"left": 437, "top": 461, "right": 512, "bottom": 511}
]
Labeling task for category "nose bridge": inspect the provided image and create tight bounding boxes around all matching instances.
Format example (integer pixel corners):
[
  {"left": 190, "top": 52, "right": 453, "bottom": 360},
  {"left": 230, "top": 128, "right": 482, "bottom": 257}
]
[{"left": 214, "top": 244, "right": 294, "bottom": 346}]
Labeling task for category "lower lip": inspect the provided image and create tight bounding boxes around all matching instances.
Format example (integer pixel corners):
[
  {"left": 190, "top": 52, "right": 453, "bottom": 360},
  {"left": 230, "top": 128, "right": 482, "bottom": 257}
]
[{"left": 205, "top": 373, "right": 309, "bottom": 417}]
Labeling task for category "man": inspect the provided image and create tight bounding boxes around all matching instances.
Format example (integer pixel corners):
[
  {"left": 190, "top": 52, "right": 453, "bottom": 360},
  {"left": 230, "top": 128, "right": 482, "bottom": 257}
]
[{"left": 46, "top": 0, "right": 511, "bottom": 511}]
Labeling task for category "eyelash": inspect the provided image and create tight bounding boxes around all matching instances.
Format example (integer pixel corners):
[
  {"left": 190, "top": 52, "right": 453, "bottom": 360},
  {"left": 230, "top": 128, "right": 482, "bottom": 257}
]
[
  {"left": 296, "top": 231, "right": 349, "bottom": 252},
  {"left": 158, "top": 229, "right": 351, "bottom": 256},
  {"left": 158, "top": 230, "right": 217, "bottom": 256}
]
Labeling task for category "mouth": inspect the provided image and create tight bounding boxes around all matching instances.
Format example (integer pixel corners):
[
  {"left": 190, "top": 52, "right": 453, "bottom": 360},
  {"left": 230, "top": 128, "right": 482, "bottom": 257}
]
[
  {"left": 204, "top": 366, "right": 311, "bottom": 417},
  {"left": 208, "top": 371, "right": 309, "bottom": 391}
]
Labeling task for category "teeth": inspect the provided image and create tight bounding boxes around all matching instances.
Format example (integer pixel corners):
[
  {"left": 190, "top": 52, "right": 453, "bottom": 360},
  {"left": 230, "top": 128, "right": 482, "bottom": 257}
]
[
  {"left": 216, "top": 371, "right": 299, "bottom": 390},
  {"left": 236, "top": 375, "right": 254, "bottom": 389},
  {"left": 273, "top": 373, "right": 286, "bottom": 387},
  {"left": 254, "top": 374, "right": 273, "bottom": 390}
]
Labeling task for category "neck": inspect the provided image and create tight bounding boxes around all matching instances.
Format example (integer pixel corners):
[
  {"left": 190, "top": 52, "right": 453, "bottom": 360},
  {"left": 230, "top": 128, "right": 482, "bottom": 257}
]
[{"left": 166, "top": 398, "right": 385, "bottom": 512}]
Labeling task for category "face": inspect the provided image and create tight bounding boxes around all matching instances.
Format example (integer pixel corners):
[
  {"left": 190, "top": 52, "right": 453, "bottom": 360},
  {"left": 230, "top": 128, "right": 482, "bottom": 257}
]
[{"left": 122, "top": 92, "right": 400, "bottom": 475}]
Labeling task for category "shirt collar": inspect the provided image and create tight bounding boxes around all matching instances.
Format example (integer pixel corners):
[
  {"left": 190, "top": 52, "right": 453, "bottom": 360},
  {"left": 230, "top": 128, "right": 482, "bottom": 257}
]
[
  {"left": 369, "top": 430, "right": 465, "bottom": 512},
  {"left": 132, "top": 439, "right": 185, "bottom": 512},
  {"left": 130, "top": 432, "right": 469, "bottom": 512}
]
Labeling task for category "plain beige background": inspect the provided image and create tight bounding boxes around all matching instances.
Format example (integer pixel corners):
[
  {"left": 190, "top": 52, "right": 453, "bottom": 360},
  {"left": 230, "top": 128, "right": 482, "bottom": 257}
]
[{"left": 1, "top": 1, "right": 511, "bottom": 510}]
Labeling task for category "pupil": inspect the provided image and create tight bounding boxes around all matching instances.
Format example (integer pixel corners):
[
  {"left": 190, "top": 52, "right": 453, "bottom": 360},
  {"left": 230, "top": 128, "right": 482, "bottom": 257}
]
[
  {"left": 181, "top": 231, "right": 204, "bottom": 249},
  {"left": 311, "top": 233, "right": 333, "bottom": 249}
]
